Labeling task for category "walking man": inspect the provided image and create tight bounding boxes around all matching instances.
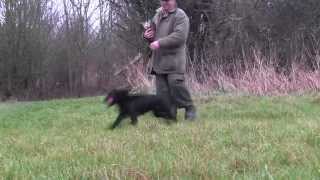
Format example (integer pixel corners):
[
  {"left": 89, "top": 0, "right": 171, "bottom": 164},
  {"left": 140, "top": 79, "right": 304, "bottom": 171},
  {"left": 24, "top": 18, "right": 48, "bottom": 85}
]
[{"left": 144, "top": 0, "right": 197, "bottom": 120}]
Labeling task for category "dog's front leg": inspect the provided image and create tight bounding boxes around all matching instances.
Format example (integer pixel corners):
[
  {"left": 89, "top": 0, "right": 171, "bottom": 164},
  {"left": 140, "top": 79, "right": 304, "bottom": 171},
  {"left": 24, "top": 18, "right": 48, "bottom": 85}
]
[
  {"left": 110, "top": 113, "right": 126, "bottom": 130},
  {"left": 130, "top": 115, "right": 138, "bottom": 126}
]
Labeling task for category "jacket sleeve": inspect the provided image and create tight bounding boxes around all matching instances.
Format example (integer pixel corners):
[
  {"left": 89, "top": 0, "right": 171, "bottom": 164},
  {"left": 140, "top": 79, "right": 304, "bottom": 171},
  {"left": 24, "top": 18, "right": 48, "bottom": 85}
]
[{"left": 158, "top": 12, "right": 190, "bottom": 48}]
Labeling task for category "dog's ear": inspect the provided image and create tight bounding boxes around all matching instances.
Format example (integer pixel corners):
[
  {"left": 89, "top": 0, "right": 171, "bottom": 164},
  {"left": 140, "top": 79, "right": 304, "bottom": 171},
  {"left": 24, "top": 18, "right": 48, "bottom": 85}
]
[{"left": 118, "top": 89, "right": 130, "bottom": 96}]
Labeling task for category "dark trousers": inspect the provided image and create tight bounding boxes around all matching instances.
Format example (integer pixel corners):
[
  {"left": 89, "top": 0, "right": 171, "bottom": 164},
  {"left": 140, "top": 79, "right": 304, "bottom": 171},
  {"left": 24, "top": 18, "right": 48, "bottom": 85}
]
[{"left": 155, "top": 73, "right": 193, "bottom": 109}]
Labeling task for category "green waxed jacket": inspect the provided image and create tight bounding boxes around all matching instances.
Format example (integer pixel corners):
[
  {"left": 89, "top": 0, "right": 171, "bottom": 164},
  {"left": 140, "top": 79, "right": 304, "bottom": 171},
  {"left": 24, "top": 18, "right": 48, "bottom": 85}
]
[{"left": 150, "top": 8, "right": 190, "bottom": 74}]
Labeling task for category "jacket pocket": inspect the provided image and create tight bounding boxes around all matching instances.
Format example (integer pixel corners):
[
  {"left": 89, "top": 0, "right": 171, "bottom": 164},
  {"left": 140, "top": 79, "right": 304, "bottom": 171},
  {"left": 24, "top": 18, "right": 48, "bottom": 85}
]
[
  {"left": 158, "top": 54, "right": 177, "bottom": 71},
  {"left": 161, "top": 48, "right": 179, "bottom": 56}
]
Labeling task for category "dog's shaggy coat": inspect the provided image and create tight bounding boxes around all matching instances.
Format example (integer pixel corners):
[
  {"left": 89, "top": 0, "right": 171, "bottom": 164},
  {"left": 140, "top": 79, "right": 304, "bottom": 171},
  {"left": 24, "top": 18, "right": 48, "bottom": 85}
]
[{"left": 105, "top": 89, "right": 177, "bottom": 129}]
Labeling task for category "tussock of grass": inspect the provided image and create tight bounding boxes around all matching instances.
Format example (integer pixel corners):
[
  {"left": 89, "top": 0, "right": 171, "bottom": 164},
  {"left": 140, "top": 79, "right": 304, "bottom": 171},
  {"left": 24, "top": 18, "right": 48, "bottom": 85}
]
[{"left": 0, "top": 95, "right": 320, "bottom": 179}]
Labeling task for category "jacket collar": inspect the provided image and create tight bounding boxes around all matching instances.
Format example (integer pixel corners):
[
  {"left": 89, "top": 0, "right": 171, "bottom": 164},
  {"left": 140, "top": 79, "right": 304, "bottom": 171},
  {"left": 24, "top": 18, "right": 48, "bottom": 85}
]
[{"left": 156, "top": 7, "right": 177, "bottom": 19}]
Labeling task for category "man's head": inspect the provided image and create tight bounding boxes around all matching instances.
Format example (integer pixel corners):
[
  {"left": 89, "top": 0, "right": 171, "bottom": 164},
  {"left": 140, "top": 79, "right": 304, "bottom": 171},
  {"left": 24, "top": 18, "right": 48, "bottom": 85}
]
[{"left": 160, "top": 0, "right": 177, "bottom": 12}]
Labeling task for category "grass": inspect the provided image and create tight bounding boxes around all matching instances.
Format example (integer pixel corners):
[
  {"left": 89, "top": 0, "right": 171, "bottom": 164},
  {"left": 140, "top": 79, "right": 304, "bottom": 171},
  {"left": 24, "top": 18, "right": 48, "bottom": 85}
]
[{"left": 0, "top": 94, "right": 320, "bottom": 179}]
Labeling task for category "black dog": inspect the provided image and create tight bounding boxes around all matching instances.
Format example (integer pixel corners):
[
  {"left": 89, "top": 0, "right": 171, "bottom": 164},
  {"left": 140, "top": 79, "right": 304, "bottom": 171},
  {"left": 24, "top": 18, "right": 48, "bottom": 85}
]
[{"left": 104, "top": 89, "right": 177, "bottom": 129}]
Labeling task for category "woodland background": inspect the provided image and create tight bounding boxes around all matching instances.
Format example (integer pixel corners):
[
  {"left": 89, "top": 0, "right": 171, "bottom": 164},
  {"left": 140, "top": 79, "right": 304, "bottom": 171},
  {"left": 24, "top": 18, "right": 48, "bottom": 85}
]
[{"left": 1, "top": 0, "right": 320, "bottom": 100}]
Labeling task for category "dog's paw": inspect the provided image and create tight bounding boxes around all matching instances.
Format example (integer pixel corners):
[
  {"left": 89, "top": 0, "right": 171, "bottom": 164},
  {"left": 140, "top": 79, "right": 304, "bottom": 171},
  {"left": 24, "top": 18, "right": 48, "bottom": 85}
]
[
  {"left": 165, "top": 120, "right": 172, "bottom": 125},
  {"left": 109, "top": 125, "right": 116, "bottom": 130},
  {"left": 164, "top": 119, "right": 177, "bottom": 125}
]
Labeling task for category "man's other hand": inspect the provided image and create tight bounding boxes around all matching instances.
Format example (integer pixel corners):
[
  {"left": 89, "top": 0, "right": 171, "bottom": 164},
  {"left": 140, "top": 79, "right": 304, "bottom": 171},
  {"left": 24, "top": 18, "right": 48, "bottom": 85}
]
[{"left": 150, "top": 41, "right": 160, "bottom": 50}]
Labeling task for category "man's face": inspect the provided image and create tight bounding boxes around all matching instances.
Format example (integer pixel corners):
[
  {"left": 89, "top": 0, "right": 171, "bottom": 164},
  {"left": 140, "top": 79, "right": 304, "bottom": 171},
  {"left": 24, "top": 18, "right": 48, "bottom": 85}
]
[{"left": 160, "top": 0, "right": 176, "bottom": 12}]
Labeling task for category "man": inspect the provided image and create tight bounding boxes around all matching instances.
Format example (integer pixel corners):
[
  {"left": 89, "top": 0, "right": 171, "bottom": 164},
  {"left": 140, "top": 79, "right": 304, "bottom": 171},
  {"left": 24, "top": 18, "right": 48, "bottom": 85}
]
[{"left": 144, "top": 0, "right": 197, "bottom": 120}]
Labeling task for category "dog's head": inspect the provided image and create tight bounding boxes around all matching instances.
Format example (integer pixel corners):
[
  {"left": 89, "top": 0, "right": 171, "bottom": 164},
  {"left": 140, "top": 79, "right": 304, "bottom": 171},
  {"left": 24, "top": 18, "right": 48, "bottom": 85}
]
[{"left": 104, "top": 89, "right": 130, "bottom": 107}]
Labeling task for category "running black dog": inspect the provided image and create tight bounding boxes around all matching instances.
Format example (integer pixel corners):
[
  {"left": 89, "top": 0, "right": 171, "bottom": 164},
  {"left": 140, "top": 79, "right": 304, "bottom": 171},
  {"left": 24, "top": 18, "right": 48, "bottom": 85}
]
[{"left": 104, "top": 89, "right": 177, "bottom": 129}]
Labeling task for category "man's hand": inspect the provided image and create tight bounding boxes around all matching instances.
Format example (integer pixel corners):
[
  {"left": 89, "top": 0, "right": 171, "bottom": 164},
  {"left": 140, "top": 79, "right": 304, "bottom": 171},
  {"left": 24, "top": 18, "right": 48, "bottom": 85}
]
[
  {"left": 150, "top": 41, "right": 160, "bottom": 50},
  {"left": 144, "top": 28, "right": 155, "bottom": 39}
]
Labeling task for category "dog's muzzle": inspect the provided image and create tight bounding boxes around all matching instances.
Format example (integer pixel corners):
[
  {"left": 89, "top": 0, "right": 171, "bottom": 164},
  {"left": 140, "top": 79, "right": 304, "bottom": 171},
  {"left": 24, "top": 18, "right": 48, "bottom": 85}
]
[{"left": 106, "top": 97, "right": 114, "bottom": 105}]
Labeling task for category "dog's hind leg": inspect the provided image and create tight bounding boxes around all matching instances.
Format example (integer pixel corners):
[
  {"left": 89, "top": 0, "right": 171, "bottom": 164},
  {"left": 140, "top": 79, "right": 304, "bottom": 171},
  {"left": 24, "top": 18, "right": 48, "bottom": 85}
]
[
  {"left": 110, "top": 113, "right": 126, "bottom": 130},
  {"left": 164, "top": 105, "right": 178, "bottom": 122}
]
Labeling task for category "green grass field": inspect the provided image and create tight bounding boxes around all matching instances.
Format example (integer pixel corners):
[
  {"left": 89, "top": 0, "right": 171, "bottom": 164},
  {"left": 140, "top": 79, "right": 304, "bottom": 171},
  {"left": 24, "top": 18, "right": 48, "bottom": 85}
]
[{"left": 0, "top": 94, "right": 320, "bottom": 179}]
